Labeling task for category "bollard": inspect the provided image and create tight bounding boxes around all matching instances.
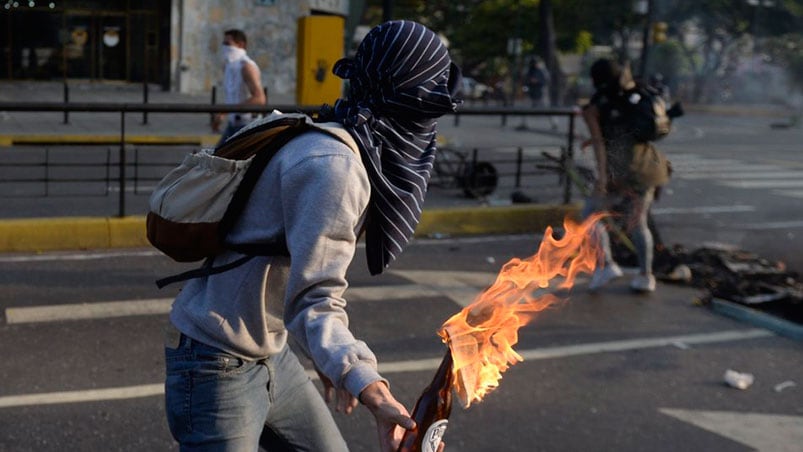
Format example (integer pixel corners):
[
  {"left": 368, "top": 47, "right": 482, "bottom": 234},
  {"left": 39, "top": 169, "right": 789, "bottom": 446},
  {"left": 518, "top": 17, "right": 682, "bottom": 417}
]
[
  {"left": 515, "top": 147, "right": 523, "bottom": 188},
  {"left": 62, "top": 81, "right": 69, "bottom": 124},
  {"left": 142, "top": 80, "right": 149, "bottom": 125},
  {"left": 564, "top": 113, "right": 576, "bottom": 204},
  {"left": 210, "top": 86, "right": 217, "bottom": 124},
  {"left": 119, "top": 110, "right": 127, "bottom": 217}
]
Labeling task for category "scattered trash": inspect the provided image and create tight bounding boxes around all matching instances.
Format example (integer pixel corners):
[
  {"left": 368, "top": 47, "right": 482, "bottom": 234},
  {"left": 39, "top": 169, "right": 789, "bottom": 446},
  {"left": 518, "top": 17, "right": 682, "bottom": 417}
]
[
  {"left": 723, "top": 369, "right": 754, "bottom": 390},
  {"left": 773, "top": 381, "right": 796, "bottom": 393},
  {"left": 486, "top": 256, "right": 496, "bottom": 265},
  {"left": 646, "top": 244, "right": 803, "bottom": 325},
  {"left": 666, "top": 264, "right": 692, "bottom": 283},
  {"left": 429, "top": 232, "right": 450, "bottom": 239},
  {"left": 511, "top": 190, "right": 534, "bottom": 204}
]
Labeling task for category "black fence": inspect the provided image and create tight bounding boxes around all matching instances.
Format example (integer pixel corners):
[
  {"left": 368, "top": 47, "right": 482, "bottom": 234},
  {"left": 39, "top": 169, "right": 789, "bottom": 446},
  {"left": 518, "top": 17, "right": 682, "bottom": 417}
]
[{"left": 0, "top": 102, "right": 580, "bottom": 217}]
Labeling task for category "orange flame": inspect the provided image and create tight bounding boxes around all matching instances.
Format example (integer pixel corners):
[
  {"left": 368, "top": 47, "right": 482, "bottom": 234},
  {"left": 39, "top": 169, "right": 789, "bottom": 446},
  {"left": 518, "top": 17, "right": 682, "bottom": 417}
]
[{"left": 438, "top": 214, "right": 605, "bottom": 407}]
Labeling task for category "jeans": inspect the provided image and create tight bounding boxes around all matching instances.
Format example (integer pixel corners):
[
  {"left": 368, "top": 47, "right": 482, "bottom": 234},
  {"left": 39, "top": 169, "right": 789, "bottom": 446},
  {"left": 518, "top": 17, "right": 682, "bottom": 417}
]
[
  {"left": 164, "top": 332, "right": 347, "bottom": 452},
  {"left": 582, "top": 187, "right": 655, "bottom": 275}
]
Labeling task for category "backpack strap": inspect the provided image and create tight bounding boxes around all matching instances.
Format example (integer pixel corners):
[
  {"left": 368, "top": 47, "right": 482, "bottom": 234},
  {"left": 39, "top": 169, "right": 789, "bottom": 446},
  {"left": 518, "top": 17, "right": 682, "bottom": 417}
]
[
  {"left": 156, "top": 255, "right": 255, "bottom": 289},
  {"left": 217, "top": 121, "right": 312, "bottom": 237},
  {"left": 155, "top": 117, "right": 359, "bottom": 289}
]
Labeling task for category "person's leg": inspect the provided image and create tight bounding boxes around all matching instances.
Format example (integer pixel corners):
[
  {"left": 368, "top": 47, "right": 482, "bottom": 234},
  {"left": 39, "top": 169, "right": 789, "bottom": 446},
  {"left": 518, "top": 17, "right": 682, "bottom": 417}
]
[
  {"left": 165, "top": 335, "right": 269, "bottom": 451},
  {"left": 583, "top": 194, "right": 623, "bottom": 291},
  {"left": 627, "top": 187, "right": 655, "bottom": 275},
  {"left": 261, "top": 346, "right": 348, "bottom": 452},
  {"left": 582, "top": 195, "right": 614, "bottom": 266},
  {"left": 626, "top": 187, "right": 657, "bottom": 292}
]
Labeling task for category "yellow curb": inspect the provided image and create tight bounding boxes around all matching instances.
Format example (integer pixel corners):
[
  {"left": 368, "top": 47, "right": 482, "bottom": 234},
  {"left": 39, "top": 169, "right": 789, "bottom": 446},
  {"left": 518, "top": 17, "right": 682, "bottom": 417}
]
[
  {"left": 415, "top": 204, "right": 581, "bottom": 237},
  {"left": 107, "top": 216, "right": 150, "bottom": 248},
  {"left": 0, "top": 216, "right": 148, "bottom": 253},
  {"left": 0, "top": 204, "right": 581, "bottom": 254}
]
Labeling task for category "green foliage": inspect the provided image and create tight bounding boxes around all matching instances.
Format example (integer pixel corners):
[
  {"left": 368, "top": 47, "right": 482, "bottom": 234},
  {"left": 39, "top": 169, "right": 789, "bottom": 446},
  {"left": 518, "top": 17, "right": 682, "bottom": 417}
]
[
  {"left": 646, "top": 40, "right": 693, "bottom": 82},
  {"left": 574, "top": 30, "right": 593, "bottom": 54},
  {"left": 359, "top": 0, "right": 803, "bottom": 98}
]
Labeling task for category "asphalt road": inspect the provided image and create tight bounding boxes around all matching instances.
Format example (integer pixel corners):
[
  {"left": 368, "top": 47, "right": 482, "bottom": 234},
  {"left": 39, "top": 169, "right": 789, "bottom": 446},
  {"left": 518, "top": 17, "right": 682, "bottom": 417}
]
[
  {"left": 1, "top": 236, "right": 801, "bottom": 451},
  {"left": 1, "top": 110, "right": 802, "bottom": 451}
]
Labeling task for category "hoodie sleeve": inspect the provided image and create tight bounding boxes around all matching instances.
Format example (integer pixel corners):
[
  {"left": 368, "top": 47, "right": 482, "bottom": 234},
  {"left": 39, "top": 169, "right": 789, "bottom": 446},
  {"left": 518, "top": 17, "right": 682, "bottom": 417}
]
[{"left": 279, "top": 135, "right": 384, "bottom": 397}]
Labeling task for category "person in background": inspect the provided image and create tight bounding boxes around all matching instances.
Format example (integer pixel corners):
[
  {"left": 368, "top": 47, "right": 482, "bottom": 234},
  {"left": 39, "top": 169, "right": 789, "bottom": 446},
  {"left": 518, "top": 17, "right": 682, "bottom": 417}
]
[
  {"left": 164, "top": 20, "right": 460, "bottom": 452},
  {"left": 525, "top": 57, "right": 558, "bottom": 129},
  {"left": 581, "top": 58, "right": 660, "bottom": 293},
  {"left": 649, "top": 72, "right": 671, "bottom": 103},
  {"left": 212, "top": 29, "right": 266, "bottom": 144}
]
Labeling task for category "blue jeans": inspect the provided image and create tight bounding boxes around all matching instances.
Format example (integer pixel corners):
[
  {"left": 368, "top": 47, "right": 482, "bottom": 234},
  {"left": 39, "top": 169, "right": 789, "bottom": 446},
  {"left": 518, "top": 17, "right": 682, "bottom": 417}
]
[{"left": 164, "top": 332, "right": 347, "bottom": 452}]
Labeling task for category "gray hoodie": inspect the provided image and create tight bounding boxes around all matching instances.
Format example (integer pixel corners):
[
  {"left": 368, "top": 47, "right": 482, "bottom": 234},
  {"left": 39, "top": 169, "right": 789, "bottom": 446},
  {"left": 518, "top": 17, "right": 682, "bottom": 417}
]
[{"left": 169, "top": 130, "right": 382, "bottom": 398}]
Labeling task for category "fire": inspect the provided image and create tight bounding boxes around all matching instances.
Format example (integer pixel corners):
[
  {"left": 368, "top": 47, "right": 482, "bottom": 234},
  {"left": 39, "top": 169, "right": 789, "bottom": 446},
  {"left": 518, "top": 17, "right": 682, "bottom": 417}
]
[{"left": 438, "top": 214, "right": 605, "bottom": 407}]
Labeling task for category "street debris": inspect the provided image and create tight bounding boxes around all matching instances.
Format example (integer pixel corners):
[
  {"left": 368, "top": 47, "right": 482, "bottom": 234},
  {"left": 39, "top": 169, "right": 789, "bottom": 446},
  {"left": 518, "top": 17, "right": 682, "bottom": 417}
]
[
  {"left": 723, "top": 369, "right": 754, "bottom": 390},
  {"left": 612, "top": 237, "right": 803, "bottom": 325},
  {"left": 773, "top": 381, "right": 796, "bottom": 393}
]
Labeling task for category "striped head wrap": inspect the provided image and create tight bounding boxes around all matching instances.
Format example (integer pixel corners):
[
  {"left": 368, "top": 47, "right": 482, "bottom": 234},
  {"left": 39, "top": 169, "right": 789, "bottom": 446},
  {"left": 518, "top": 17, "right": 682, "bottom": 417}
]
[{"left": 322, "top": 20, "right": 461, "bottom": 275}]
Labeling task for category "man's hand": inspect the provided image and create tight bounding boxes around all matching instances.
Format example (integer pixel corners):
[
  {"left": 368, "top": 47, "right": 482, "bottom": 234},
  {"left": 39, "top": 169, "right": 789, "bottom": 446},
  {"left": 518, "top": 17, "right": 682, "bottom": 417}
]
[
  {"left": 315, "top": 368, "right": 358, "bottom": 415},
  {"left": 360, "top": 381, "right": 415, "bottom": 452}
]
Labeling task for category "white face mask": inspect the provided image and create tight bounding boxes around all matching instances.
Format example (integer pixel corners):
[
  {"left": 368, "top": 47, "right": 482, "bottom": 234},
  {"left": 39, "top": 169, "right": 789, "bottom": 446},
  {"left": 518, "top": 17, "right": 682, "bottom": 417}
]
[{"left": 220, "top": 44, "right": 246, "bottom": 64}]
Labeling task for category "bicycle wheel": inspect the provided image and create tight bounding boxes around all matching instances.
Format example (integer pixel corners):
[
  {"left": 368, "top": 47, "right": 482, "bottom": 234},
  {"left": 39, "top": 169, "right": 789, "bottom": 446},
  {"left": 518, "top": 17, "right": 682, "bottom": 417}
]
[{"left": 459, "top": 161, "right": 498, "bottom": 198}]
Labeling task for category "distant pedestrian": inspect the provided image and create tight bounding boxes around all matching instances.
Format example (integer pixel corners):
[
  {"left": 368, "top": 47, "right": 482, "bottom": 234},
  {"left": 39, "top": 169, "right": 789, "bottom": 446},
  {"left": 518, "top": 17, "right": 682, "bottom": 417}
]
[
  {"left": 525, "top": 58, "right": 558, "bottom": 129},
  {"left": 212, "top": 29, "right": 266, "bottom": 144},
  {"left": 581, "top": 58, "right": 671, "bottom": 293}
]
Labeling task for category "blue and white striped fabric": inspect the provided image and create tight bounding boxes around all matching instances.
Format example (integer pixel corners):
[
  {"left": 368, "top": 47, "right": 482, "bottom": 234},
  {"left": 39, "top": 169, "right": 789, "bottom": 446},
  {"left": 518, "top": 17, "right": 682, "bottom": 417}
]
[{"left": 322, "top": 20, "right": 461, "bottom": 275}]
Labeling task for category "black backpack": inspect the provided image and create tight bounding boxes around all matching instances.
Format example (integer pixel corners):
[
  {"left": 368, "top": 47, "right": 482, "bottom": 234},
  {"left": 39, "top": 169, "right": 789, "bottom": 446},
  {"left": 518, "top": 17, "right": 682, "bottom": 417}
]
[{"left": 620, "top": 84, "right": 671, "bottom": 142}]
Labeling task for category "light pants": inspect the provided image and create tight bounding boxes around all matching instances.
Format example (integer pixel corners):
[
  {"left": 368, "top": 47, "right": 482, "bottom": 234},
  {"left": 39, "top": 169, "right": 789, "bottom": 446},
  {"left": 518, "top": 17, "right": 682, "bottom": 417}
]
[
  {"left": 165, "top": 334, "right": 348, "bottom": 452},
  {"left": 582, "top": 187, "right": 655, "bottom": 275}
]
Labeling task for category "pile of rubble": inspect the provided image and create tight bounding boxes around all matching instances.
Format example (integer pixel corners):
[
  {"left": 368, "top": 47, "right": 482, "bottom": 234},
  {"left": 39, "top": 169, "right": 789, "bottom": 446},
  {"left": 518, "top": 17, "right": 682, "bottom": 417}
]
[{"left": 614, "top": 240, "right": 803, "bottom": 324}]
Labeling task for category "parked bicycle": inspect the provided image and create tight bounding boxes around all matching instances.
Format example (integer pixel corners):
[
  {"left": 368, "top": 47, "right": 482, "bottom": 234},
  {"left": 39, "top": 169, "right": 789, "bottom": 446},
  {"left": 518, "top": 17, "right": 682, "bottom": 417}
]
[{"left": 431, "top": 145, "right": 499, "bottom": 199}]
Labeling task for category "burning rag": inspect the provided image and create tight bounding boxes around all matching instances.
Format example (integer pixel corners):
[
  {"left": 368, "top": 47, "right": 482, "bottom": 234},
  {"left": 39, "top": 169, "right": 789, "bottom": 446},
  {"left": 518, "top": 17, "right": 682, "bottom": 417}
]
[{"left": 321, "top": 20, "right": 462, "bottom": 275}]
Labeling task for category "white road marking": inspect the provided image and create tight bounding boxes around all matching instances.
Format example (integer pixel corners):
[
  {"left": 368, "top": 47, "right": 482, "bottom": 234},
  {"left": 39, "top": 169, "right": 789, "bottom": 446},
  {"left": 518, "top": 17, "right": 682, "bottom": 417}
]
[
  {"left": 651, "top": 205, "right": 755, "bottom": 215},
  {"left": 0, "top": 328, "right": 773, "bottom": 409},
  {"left": 672, "top": 164, "right": 783, "bottom": 174},
  {"left": 774, "top": 189, "right": 803, "bottom": 199},
  {"left": 518, "top": 329, "right": 772, "bottom": 360},
  {"left": 4, "top": 285, "right": 451, "bottom": 324},
  {"left": 6, "top": 298, "right": 173, "bottom": 324},
  {"left": 736, "top": 220, "right": 803, "bottom": 230},
  {"left": 679, "top": 171, "right": 803, "bottom": 180},
  {"left": 389, "top": 270, "right": 497, "bottom": 307},
  {"left": 0, "top": 384, "right": 164, "bottom": 408},
  {"left": 0, "top": 249, "right": 161, "bottom": 263},
  {"left": 721, "top": 179, "right": 803, "bottom": 189},
  {"left": 660, "top": 409, "right": 803, "bottom": 452}
]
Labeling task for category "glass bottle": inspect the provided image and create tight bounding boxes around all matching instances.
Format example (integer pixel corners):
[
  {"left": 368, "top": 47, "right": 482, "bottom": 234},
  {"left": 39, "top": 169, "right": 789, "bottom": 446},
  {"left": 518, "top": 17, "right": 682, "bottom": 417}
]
[{"left": 397, "top": 349, "right": 454, "bottom": 452}]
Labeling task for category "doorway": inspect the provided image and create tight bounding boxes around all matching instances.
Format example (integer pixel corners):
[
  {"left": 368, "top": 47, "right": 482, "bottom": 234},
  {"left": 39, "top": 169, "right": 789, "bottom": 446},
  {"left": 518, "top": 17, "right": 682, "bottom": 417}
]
[{"left": 64, "top": 12, "right": 126, "bottom": 81}]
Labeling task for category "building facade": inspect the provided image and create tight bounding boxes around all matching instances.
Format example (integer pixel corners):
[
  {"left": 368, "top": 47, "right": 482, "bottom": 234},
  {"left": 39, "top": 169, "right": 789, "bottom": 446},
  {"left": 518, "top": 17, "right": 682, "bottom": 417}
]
[{"left": 1, "top": 0, "right": 354, "bottom": 98}]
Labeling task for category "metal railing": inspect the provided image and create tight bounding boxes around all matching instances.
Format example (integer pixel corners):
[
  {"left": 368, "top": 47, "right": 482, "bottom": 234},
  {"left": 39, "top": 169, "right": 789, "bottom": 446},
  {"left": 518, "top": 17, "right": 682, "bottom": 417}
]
[{"left": 0, "top": 102, "right": 579, "bottom": 217}]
